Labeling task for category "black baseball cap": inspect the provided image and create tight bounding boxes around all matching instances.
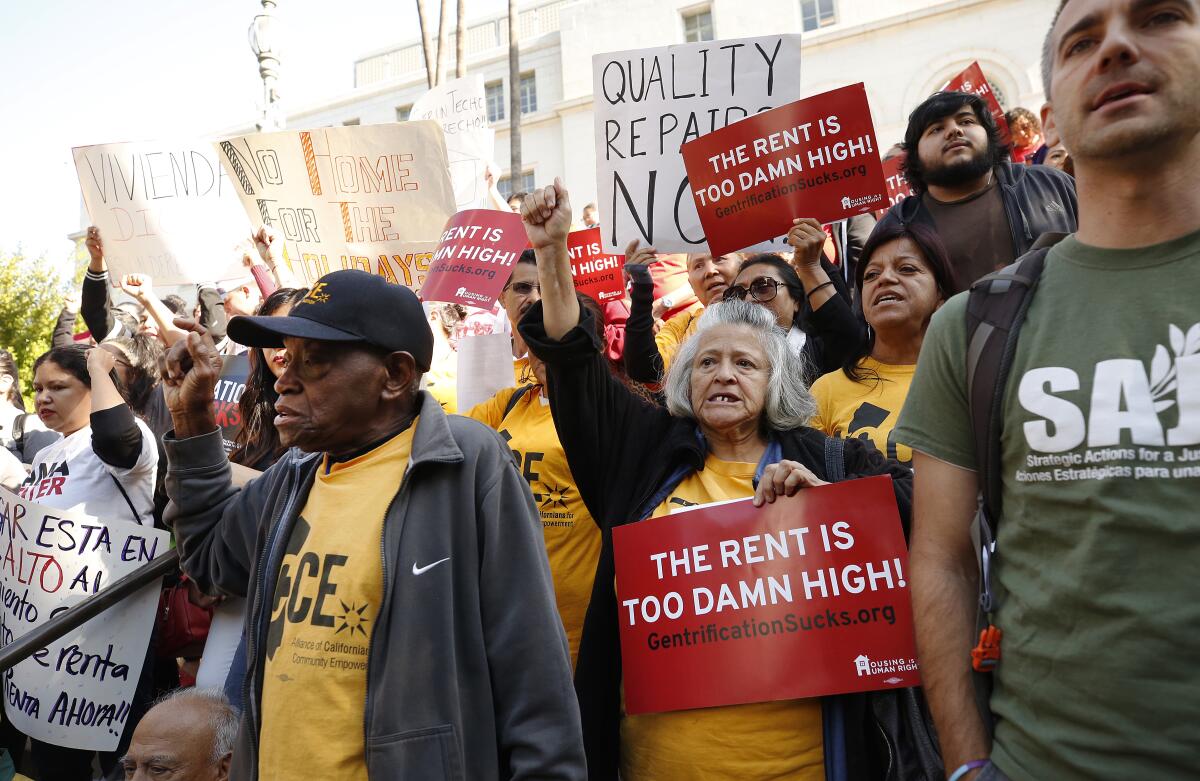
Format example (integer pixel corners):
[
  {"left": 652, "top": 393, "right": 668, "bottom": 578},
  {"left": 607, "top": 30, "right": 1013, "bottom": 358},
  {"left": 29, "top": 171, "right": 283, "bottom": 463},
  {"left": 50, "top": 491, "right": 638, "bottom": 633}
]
[{"left": 227, "top": 269, "right": 433, "bottom": 372}]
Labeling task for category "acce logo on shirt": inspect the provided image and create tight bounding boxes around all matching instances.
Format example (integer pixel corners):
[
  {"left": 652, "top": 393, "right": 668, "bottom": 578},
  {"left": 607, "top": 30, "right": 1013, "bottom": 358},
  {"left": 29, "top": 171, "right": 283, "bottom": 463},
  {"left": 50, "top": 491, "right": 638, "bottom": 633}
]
[{"left": 266, "top": 516, "right": 369, "bottom": 662}]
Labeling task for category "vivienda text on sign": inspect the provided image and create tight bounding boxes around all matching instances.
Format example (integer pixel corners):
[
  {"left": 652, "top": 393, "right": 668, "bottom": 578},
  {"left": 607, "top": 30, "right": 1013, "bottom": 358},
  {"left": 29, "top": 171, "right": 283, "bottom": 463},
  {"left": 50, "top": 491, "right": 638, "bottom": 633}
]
[
  {"left": 566, "top": 228, "right": 626, "bottom": 303},
  {"left": 680, "top": 83, "right": 888, "bottom": 256},
  {"left": 420, "top": 209, "right": 528, "bottom": 308},
  {"left": 613, "top": 475, "right": 919, "bottom": 715}
]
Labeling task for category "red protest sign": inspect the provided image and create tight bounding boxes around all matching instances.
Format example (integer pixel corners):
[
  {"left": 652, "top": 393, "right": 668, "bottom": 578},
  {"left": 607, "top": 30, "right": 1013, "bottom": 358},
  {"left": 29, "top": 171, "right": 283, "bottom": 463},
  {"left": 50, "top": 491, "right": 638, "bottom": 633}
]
[
  {"left": 213, "top": 354, "right": 248, "bottom": 454},
  {"left": 613, "top": 475, "right": 919, "bottom": 715},
  {"left": 421, "top": 209, "right": 527, "bottom": 307},
  {"left": 680, "top": 83, "right": 888, "bottom": 257},
  {"left": 567, "top": 228, "right": 625, "bottom": 303},
  {"left": 942, "top": 62, "right": 1012, "bottom": 146},
  {"left": 882, "top": 156, "right": 913, "bottom": 208}
]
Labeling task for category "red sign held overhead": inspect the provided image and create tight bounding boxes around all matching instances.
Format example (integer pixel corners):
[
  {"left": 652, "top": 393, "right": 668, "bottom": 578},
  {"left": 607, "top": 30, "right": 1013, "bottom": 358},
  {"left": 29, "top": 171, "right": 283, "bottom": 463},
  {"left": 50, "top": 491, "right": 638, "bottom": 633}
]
[
  {"left": 420, "top": 209, "right": 528, "bottom": 307},
  {"left": 613, "top": 475, "right": 919, "bottom": 716},
  {"left": 566, "top": 228, "right": 626, "bottom": 303},
  {"left": 680, "top": 84, "right": 889, "bottom": 256},
  {"left": 942, "top": 62, "right": 1012, "bottom": 147},
  {"left": 882, "top": 156, "right": 913, "bottom": 208}
]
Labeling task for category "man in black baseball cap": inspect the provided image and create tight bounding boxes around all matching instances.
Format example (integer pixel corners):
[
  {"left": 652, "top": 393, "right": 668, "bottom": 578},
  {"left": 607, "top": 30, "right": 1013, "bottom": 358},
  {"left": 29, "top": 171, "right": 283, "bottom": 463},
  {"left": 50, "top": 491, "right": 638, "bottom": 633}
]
[{"left": 158, "top": 269, "right": 585, "bottom": 780}]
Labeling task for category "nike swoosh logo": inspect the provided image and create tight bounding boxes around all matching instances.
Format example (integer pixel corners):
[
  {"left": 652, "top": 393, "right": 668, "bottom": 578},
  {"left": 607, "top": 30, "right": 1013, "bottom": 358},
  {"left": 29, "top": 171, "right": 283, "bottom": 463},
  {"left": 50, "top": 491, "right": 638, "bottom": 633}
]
[{"left": 412, "top": 557, "right": 450, "bottom": 575}]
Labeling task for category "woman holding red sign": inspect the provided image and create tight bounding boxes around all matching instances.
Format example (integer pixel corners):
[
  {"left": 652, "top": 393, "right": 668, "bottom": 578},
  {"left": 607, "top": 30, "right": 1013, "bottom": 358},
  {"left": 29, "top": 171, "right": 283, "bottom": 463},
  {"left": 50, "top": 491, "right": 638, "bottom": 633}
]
[{"left": 517, "top": 180, "right": 928, "bottom": 781}]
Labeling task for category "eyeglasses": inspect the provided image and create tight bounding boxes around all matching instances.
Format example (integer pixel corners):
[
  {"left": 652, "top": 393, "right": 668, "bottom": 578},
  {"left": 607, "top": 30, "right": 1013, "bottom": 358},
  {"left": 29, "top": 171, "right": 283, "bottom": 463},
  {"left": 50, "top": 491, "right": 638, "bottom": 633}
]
[
  {"left": 723, "top": 277, "right": 782, "bottom": 304},
  {"left": 503, "top": 281, "right": 541, "bottom": 296}
]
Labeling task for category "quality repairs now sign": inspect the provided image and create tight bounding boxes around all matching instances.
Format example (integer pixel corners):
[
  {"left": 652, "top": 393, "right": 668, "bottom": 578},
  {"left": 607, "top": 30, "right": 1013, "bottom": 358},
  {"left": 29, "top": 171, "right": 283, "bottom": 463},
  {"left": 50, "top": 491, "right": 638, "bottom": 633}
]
[{"left": 613, "top": 475, "right": 919, "bottom": 715}]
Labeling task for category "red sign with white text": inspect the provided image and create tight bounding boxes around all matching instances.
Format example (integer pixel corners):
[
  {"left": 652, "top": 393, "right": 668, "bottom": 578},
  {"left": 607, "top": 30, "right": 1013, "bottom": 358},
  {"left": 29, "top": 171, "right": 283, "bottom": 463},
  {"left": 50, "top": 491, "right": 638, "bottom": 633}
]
[
  {"left": 567, "top": 227, "right": 625, "bottom": 303},
  {"left": 942, "top": 62, "right": 1012, "bottom": 147},
  {"left": 420, "top": 209, "right": 527, "bottom": 307},
  {"left": 613, "top": 475, "right": 919, "bottom": 715},
  {"left": 680, "top": 83, "right": 888, "bottom": 256},
  {"left": 882, "top": 156, "right": 913, "bottom": 208},
  {"left": 212, "top": 354, "right": 248, "bottom": 454}
]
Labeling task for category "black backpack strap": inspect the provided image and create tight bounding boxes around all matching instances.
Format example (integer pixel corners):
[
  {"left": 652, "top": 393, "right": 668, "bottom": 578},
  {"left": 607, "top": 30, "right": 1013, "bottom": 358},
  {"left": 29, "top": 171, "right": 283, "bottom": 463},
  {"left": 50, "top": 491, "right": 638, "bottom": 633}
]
[
  {"left": 11, "top": 413, "right": 27, "bottom": 445},
  {"left": 965, "top": 241, "right": 1058, "bottom": 539},
  {"left": 823, "top": 437, "right": 846, "bottom": 483},
  {"left": 500, "top": 384, "right": 535, "bottom": 423},
  {"left": 108, "top": 472, "right": 143, "bottom": 525}
]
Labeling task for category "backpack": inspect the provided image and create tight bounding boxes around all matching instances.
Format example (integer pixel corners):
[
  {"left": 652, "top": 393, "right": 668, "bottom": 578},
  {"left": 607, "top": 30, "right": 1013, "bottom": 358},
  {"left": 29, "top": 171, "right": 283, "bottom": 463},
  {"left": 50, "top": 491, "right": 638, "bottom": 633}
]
[{"left": 963, "top": 232, "right": 1066, "bottom": 729}]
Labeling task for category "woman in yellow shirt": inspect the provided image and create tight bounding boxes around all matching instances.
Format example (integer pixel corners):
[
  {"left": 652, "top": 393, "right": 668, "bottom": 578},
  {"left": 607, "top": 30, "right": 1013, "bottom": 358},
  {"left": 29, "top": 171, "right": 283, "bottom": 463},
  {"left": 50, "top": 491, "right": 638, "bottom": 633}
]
[{"left": 809, "top": 220, "right": 960, "bottom": 467}]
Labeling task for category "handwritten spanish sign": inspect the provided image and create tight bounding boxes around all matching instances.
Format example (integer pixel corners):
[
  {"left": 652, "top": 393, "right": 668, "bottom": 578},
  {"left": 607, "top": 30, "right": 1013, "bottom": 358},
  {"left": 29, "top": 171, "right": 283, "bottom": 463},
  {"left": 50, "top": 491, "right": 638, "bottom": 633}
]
[
  {"left": 592, "top": 34, "right": 803, "bottom": 254},
  {"left": 0, "top": 488, "right": 170, "bottom": 750},
  {"left": 613, "top": 476, "right": 918, "bottom": 715},
  {"left": 410, "top": 75, "right": 496, "bottom": 209},
  {"left": 72, "top": 140, "right": 252, "bottom": 285},
  {"left": 214, "top": 122, "right": 457, "bottom": 290}
]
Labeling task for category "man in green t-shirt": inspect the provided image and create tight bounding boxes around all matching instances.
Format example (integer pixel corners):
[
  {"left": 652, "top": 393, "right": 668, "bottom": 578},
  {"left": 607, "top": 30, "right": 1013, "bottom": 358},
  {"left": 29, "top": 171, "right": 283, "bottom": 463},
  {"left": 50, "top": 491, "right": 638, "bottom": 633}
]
[{"left": 896, "top": 2, "right": 1200, "bottom": 780}]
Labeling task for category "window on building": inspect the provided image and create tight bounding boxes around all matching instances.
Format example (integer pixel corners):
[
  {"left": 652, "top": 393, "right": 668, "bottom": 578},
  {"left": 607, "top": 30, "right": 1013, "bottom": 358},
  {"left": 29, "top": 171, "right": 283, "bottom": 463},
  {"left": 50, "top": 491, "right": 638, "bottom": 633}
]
[
  {"left": 486, "top": 80, "right": 505, "bottom": 122},
  {"left": 343, "top": 117, "right": 361, "bottom": 126},
  {"left": 395, "top": 104, "right": 412, "bottom": 122},
  {"left": 682, "top": 8, "right": 714, "bottom": 42},
  {"left": 800, "top": 0, "right": 837, "bottom": 31},
  {"left": 497, "top": 170, "right": 536, "bottom": 200},
  {"left": 519, "top": 72, "right": 538, "bottom": 115}
]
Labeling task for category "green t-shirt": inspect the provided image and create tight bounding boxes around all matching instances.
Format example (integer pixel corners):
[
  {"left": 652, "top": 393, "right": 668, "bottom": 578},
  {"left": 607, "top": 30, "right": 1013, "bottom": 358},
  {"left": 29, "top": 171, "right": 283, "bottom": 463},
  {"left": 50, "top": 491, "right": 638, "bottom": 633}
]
[{"left": 896, "top": 229, "right": 1200, "bottom": 780}]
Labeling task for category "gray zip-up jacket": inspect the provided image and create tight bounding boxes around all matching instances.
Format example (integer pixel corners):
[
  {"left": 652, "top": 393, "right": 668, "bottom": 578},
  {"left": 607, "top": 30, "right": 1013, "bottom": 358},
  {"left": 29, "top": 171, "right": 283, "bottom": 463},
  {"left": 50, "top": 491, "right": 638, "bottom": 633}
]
[{"left": 163, "top": 392, "right": 586, "bottom": 781}]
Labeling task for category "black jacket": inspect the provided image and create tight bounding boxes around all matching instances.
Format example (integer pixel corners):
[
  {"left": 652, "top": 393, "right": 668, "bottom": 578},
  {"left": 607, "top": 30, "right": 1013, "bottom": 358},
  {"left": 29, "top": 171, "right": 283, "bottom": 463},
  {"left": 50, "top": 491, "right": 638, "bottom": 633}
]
[
  {"left": 521, "top": 303, "right": 916, "bottom": 780},
  {"left": 875, "top": 161, "right": 1077, "bottom": 261},
  {"left": 622, "top": 258, "right": 864, "bottom": 386}
]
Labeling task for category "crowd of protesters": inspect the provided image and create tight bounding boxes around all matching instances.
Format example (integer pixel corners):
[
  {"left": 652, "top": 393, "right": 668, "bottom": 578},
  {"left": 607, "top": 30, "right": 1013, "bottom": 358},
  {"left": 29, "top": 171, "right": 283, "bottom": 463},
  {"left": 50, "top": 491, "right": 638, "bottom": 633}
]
[{"left": 0, "top": 0, "right": 1195, "bottom": 778}]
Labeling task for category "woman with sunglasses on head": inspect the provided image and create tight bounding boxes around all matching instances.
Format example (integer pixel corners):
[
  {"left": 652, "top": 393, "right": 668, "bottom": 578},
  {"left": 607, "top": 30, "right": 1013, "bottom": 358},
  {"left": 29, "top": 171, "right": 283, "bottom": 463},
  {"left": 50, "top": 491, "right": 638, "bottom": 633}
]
[
  {"left": 20, "top": 343, "right": 158, "bottom": 779},
  {"left": 809, "top": 222, "right": 960, "bottom": 469},
  {"left": 723, "top": 218, "right": 865, "bottom": 384}
]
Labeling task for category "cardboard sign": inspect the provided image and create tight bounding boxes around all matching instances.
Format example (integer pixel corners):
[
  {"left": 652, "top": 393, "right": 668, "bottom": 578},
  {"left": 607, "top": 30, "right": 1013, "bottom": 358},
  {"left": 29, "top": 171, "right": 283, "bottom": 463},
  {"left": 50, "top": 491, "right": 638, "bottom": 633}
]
[
  {"left": 942, "top": 62, "right": 1011, "bottom": 146},
  {"left": 0, "top": 488, "right": 170, "bottom": 750},
  {"left": 72, "top": 140, "right": 252, "bottom": 285},
  {"left": 567, "top": 228, "right": 625, "bottom": 303},
  {"left": 592, "top": 35, "right": 803, "bottom": 254},
  {"left": 882, "top": 156, "right": 913, "bottom": 208},
  {"left": 214, "top": 123, "right": 457, "bottom": 290},
  {"left": 420, "top": 209, "right": 527, "bottom": 307},
  {"left": 410, "top": 75, "right": 496, "bottom": 210},
  {"left": 213, "top": 354, "right": 250, "bottom": 454},
  {"left": 680, "top": 84, "right": 888, "bottom": 257},
  {"left": 613, "top": 475, "right": 919, "bottom": 715}
]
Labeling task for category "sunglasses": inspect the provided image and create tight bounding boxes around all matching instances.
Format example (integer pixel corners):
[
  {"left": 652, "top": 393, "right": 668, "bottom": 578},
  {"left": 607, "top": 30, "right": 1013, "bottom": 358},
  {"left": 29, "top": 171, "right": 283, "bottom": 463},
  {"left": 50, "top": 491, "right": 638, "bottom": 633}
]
[
  {"left": 503, "top": 281, "right": 541, "bottom": 296},
  {"left": 723, "top": 277, "right": 783, "bottom": 304}
]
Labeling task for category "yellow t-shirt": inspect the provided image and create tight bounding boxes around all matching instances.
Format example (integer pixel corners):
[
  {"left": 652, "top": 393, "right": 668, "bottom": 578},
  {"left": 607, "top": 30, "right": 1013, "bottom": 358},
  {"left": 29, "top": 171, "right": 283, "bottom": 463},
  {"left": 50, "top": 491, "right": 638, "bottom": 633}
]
[
  {"left": 258, "top": 423, "right": 417, "bottom": 780},
  {"left": 624, "top": 455, "right": 824, "bottom": 781},
  {"left": 656, "top": 304, "right": 703, "bottom": 374},
  {"left": 466, "top": 386, "right": 601, "bottom": 666},
  {"left": 809, "top": 358, "right": 916, "bottom": 466}
]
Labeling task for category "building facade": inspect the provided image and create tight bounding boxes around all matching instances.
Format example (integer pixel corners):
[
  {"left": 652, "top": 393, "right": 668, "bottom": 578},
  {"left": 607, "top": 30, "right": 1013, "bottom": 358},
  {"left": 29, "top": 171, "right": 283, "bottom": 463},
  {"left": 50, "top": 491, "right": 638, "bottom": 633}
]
[{"left": 265, "top": 0, "right": 1056, "bottom": 208}]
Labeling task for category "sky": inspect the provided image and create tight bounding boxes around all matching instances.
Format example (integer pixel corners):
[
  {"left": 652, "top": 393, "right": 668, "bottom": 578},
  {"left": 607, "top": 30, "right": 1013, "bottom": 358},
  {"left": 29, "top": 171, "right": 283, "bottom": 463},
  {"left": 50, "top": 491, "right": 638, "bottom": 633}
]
[{"left": 0, "top": 0, "right": 507, "bottom": 277}]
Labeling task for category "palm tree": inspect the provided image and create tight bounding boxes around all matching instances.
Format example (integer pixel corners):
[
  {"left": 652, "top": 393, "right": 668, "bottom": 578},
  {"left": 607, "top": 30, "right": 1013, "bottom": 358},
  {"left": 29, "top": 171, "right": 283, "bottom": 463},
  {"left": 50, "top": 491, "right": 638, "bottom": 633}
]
[{"left": 507, "top": 0, "right": 522, "bottom": 185}]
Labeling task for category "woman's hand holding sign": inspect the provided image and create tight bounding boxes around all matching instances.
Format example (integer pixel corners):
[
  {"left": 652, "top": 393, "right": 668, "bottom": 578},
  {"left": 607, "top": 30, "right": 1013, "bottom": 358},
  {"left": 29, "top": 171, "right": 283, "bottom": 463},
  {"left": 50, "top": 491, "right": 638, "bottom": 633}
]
[{"left": 753, "top": 459, "right": 828, "bottom": 506}]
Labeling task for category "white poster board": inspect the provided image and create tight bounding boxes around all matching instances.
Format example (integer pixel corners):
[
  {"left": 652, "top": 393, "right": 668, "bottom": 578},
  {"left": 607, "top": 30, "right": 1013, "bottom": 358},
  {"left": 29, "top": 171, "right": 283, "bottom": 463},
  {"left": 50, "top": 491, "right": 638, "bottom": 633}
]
[
  {"left": 410, "top": 75, "right": 496, "bottom": 210},
  {"left": 0, "top": 488, "right": 170, "bottom": 751},
  {"left": 72, "top": 140, "right": 253, "bottom": 285},
  {"left": 592, "top": 35, "right": 803, "bottom": 253},
  {"left": 456, "top": 333, "right": 518, "bottom": 412},
  {"left": 214, "top": 122, "right": 458, "bottom": 290}
]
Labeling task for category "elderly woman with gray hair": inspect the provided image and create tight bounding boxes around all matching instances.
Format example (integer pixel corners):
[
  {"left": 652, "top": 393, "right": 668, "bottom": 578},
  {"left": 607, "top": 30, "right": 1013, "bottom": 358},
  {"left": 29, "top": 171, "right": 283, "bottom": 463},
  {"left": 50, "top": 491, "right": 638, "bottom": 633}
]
[{"left": 518, "top": 180, "right": 916, "bottom": 781}]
